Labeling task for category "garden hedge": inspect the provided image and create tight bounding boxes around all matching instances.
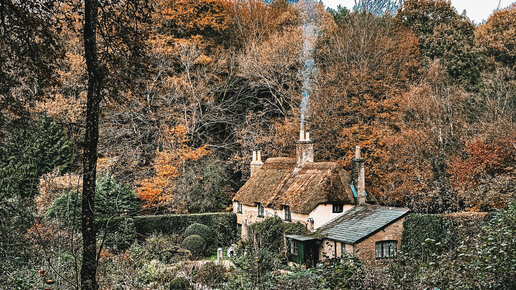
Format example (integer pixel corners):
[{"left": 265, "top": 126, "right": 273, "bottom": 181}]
[
  {"left": 104, "top": 212, "right": 236, "bottom": 246},
  {"left": 402, "top": 212, "right": 486, "bottom": 259}
]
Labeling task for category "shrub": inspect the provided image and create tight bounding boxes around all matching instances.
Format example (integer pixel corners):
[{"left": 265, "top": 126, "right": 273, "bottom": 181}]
[
  {"left": 195, "top": 262, "right": 227, "bottom": 288},
  {"left": 181, "top": 235, "right": 206, "bottom": 257},
  {"left": 248, "top": 217, "right": 308, "bottom": 254},
  {"left": 102, "top": 218, "right": 137, "bottom": 252},
  {"left": 111, "top": 212, "right": 236, "bottom": 246},
  {"left": 46, "top": 174, "right": 140, "bottom": 226},
  {"left": 184, "top": 223, "right": 216, "bottom": 246},
  {"left": 401, "top": 213, "right": 455, "bottom": 259},
  {"left": 170, "top": 276, "right": 190, "bottom": 290}
]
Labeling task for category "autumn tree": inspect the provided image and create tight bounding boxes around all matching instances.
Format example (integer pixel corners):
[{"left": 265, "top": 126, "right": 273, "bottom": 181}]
[
  {"left": 476, "top": 6, "right": 516, "bottom": 69},
  {"left": 312, "top": 11, "right": 419, "bottom": 192},
  {"left": 353, "top": 0, "right": 402, "bottom": 16},
  {"left": 397, "top": 0, "right": 482, "bottom": 88},
  {"left": 137, "top": 125, "right": 209, "bottom": 213}
]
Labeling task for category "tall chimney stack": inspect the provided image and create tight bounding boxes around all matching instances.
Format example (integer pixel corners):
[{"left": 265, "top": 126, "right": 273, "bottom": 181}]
[
  {"left": 352, "top": 145, "right": 366, "bottom": 205},
  {"left": 296, "top": 130, "right": 313, "bottom": 167},
  {"left": 250, "top": 150, "right": 264, "bottom": 176}
]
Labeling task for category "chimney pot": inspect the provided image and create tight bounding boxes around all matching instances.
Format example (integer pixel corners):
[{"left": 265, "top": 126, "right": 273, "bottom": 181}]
[
  {"left": 355, "top": 145, "right": 361, "bottom": 159},
  {"left": 250, "top": 150, "right": 264, "bottom": 177},
  {"left": 296, "top": 132, "right": 314, "bottom": 167}
]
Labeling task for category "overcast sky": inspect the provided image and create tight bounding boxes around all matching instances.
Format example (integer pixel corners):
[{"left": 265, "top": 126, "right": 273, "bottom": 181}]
[{"left": 321, "top": 0, "right": 514, "bottom": 23}]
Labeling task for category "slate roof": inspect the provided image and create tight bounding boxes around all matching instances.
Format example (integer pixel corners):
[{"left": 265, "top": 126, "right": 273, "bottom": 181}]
[
  {"left": 233, "top": 157, "right": 356, "bottom": 214},
  {"left": 317, "top": 206, "right": 409, "bottom": 244}
]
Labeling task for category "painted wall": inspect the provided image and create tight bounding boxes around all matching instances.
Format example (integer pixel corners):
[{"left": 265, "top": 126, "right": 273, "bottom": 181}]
[
  {"left": 233, "top": 202, "right": 309, "bottom": 239},
  {"left": 308, "top": 204, "right": 354, "bottom": 229},
  {"left": 233, "top": 202, "right": 354, "bottom": 239}
]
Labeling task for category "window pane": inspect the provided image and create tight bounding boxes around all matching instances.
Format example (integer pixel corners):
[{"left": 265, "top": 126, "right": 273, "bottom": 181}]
[
  {"left": 376, "top": 243, "right": 382, "bottom": 259},
  {"left": 383, "top": 243, "right": 389, "bottom": 257}
]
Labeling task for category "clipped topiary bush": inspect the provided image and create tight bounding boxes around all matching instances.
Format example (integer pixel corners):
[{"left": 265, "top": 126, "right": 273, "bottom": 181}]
[
  {"left": 181, "top": 235, "right": 206, "bottom": 257},
  {"left": 169, "top": 276, "right": 190, "bottom": 289},
  {"left": 184, "top": 223, "right": 216, "bottom": 246}
]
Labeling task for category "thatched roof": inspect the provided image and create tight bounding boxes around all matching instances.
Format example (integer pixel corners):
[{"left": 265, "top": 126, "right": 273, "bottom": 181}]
[{"left": 233, "top": 157, "right": 356, "bottom": 214}]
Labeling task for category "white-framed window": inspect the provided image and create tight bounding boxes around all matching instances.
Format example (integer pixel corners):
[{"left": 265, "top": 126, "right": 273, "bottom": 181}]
[
  {"left": 333, "top": 204, "right": 343, "bottom": 213},
  {"left": 257, "top": 203, "right": 264, "bottom": 217},
  {"left": 283, "top": 205, "right": 291, "bottom": 221},
  {"left": 291, "top": 239, "right": 298, "bottom": 255},
  {"left": 375, "top": 240, "right": 397, "bottom": 259},
  {"left": 237, "top": 202, "right": 242, "bottom": 214}
]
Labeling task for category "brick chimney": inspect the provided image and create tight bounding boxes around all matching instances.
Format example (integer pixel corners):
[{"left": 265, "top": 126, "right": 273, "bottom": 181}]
[
  {"left": 352, "top": 145, "right": 366, "bottom": 205},
  {"left": 296, "top": 130, "right": 313, "bottom": 167},
  {"left": 250, "top": 150, "right": 263, "bottom": 176}
]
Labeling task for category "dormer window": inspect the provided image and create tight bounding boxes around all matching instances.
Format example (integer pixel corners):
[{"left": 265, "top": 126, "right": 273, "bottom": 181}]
[
  {"left": 283, "top": 205, "right": 291, "bottom": 221},
  {"left": 333, "top": 204, "right": 343, "bottom": 213},
  {"left": 257, "top": 203, "right": 264, "bottom": 217}
]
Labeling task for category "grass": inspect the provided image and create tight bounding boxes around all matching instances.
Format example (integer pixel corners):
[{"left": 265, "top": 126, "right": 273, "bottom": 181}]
[{"left": 205, "top": 247, "right": 228, "bottom": 260}]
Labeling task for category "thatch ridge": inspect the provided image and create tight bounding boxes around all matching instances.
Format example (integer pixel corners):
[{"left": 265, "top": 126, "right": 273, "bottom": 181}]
[{"left": 233, "top": 157, "right": 356, "bottom": 214}]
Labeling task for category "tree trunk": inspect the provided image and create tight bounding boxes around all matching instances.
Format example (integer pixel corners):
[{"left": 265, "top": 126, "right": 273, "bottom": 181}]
[{"left": 81, "top": 0, "right": 102, "bottom": 289}]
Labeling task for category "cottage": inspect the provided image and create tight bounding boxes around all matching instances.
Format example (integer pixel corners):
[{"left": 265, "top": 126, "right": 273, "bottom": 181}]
[
  {"left": 316, "top": 205, "right": 408, "bottom": 263},
  {"left": 233, "top": 130, "right": 407, "bottom": 265}
]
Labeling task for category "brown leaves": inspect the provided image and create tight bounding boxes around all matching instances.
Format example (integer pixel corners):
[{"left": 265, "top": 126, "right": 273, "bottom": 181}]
[{"left": 136, "top": 125, "right": 210, "bottom": 213}]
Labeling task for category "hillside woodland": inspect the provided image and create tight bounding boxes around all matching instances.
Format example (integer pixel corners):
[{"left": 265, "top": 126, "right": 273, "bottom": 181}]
[{"left": 0, "top": 0, "right": 514, "bottom": 288}]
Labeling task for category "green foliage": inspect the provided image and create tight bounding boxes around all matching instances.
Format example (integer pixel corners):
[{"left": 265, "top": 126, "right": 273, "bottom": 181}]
[
  {"left": 0, "top": 115, "right": 74, "bottom": 288},
  {"left": 247, "top": 217, "right": 308, "bottom": 254},
  {"left": 398, "top": 0, "right": 482, "bottom": 88},
  {"left": 0, "top": 115, "right": 75, "bottom": 199},
  {"left": 327, "top": 5, "right": 350, "bottom": 25},
  {"left": 312, "top": 256, "right": 364, "bottom": 289},
  {"left": 181, "top": 235, "right": 206, "bottom": 257},
  {"left": 195, "top": 262, "right": 227, "bottom": 288},
  {"left": 102, "top": 217, "right": 137, "bottom": 252},
  {"left": 475, "top": 202, "right": 516, "bottom": 288},
  {"left": 401, "top": 213, "right": 455, "bottom": 259},
  {"left": 115, "top": 212, "right": 236, "bottom": 246},
  {"left": 184, "top": 223, "right": 216, "bottom": 247},
  {"left": 169, "top": 277, "right": 190, "bottom": 290},
  {"left": 46, "top": 174, "right": 140, "bottom": 226},
  {"left": 176, "top": 157, "right": 233, "bottom": 214}
]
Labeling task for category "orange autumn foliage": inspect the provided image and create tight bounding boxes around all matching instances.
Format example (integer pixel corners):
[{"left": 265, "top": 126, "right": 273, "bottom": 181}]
[
  {"left": 137, "top": 125, "right": 209, "bottom": 212},
  {"left": 448, "top": 138, "right": 514, "bottom": 187}
]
